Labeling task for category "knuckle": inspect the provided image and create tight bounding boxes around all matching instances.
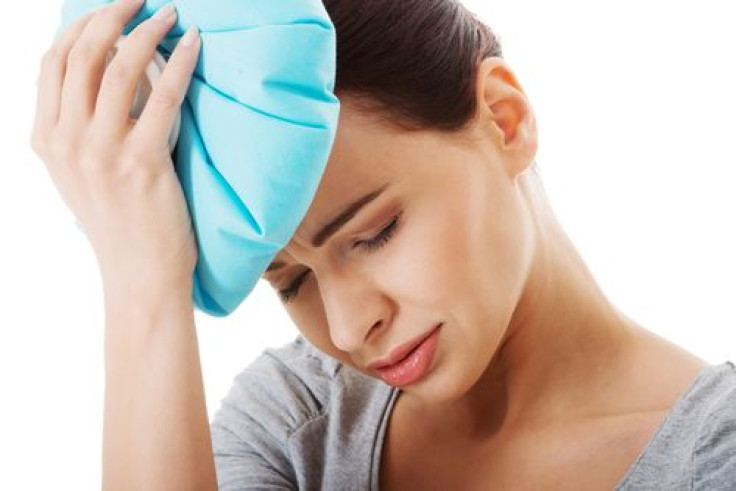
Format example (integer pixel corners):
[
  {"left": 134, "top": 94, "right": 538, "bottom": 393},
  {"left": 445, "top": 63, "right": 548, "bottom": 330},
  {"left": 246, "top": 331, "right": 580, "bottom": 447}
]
[
  {"left": 51, "top": 134, "right": 77, "bottom": 164},
  {"left": 42, "top": 44, "right": 64, "bottom": 65},
  {"left": 101, "top": 61, "right": 130, "bottom": 90},
  {"left": 97, "top": 6, "right": 128, "bottom": 31},
  {"left": 135, "top": 19, "right": 162, "bottom": 37},
  {"left": 30, "top": 132, "right": 49, "bottom": 155},
  {"left": 117, "top": 154, "right": 159, "bottom": 185},
  {"left": 78, "top": 154, "right": 106, "bottom": 176},
  {"left": 85, "top": 135, "right": 112, "bottom": 162},
  {"left": 52, "top": 125, "right": 87, "bottom": 163},
  {"left": 119, "top": 149, "right": 148, "bottom": 169},
  {"left": 76, "top": 154, "right": 96, "bottom": 173},
  {"left": 67, "top": 43, "right": 93, "bottom": 69},
  {"left": 149, "top": 87, "right": 180, "bottom": 111},
  {"left": 95, "top": 4, "right": 118, "bottom": 21},
  {"left": 79, "top": 133, "right": 116, "bottom": 171},
  {"left": 77, "top": 143, "right": 111, "bottom": 174}
]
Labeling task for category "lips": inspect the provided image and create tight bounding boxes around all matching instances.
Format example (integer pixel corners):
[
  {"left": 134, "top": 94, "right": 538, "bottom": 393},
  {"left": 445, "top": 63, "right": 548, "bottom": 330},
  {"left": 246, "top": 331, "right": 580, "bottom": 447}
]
[{"left": 367, "top": 323, "right": 443, "bottom": 370}]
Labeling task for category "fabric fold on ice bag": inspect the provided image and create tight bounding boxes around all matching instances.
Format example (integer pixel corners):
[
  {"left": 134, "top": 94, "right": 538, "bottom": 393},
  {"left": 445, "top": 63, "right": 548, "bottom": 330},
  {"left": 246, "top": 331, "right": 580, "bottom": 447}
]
[{"left": 56, "top": 0, "right": 340, "bottom": 317}]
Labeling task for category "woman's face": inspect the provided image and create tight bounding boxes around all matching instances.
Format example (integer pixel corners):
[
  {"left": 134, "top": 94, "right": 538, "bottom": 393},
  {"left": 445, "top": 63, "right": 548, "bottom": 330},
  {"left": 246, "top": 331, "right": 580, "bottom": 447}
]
[{"left": 263, "top": 61, "right": 538, "bottom": 403}]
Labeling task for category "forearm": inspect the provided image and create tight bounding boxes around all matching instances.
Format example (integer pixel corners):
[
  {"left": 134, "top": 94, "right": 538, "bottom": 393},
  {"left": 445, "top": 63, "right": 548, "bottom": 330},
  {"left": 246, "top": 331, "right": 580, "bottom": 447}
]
[{"left": 101, "top": 281, "right": 217, "bottom": 490}]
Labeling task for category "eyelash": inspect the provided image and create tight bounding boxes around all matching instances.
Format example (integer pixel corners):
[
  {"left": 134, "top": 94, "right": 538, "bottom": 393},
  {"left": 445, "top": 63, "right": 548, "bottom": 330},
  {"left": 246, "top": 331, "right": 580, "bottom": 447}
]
[{"left": 277, "top": 213, "right": 402, "bottom": 303}]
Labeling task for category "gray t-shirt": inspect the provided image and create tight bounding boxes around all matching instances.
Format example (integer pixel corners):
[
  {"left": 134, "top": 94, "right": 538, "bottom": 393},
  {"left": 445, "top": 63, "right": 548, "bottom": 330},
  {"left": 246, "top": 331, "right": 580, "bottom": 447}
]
[{"left": 209, "top": 334, "right": 736, "bottom": 490}]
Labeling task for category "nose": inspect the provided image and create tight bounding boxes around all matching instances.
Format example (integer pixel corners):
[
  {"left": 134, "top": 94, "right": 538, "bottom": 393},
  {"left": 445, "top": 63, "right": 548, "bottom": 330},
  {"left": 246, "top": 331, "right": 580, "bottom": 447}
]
[{"left": 317, "top": 267, "right": 388, "bottom": 354}]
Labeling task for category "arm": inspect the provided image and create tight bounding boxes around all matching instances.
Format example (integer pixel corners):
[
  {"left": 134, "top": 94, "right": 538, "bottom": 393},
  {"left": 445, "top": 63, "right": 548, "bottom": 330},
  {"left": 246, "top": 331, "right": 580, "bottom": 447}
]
[
  {"left": 30, "top": 1, "right": 211, "bottom": 485},
  {"left": 102, "top": 280, "right": 216, "bottom": 490}
]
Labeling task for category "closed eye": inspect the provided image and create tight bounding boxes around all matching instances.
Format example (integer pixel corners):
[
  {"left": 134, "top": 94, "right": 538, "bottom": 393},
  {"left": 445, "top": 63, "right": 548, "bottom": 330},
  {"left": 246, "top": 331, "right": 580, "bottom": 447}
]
[
  {"left": 353, "top": 212, "right": 401, "bottom": 252},
  {"left": 277, "top": 212, "right": 403, "bottom": 303}
]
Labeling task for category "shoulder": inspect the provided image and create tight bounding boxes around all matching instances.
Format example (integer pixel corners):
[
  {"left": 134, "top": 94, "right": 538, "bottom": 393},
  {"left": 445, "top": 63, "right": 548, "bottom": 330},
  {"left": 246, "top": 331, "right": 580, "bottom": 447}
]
[
  {"left": 208, "top": 334, "right": 343, "bottom": 489},
  {"left": 614, "top": 361, "right": 736, "bottom": 490},
  {"left": 209, "top": 334, "right": 394, "bottom": 489},
  {"left": 210, "top": 336, "right": 338, "bottom": 490},
  {"left": 692, "top": 361, "right": 736, "bottom": 488},
  {"left": 210, "top": 333, "right": 390, "bottom": 445},
  {"left": 210, "top": 334, "right": 342, "bottom": 443}
]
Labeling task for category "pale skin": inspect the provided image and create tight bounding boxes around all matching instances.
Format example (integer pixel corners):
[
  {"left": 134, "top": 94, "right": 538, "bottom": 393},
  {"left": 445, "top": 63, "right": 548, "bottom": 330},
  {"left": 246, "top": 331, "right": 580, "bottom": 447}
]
[
  {"left": 264, "top": 48, "right": 710, "bottom": 491},
  {"left": 31, "top": 0, "right": 709, "bottom": 488},
  {"left": 31, "top": 0, "right": 215, "bottom": 489}
]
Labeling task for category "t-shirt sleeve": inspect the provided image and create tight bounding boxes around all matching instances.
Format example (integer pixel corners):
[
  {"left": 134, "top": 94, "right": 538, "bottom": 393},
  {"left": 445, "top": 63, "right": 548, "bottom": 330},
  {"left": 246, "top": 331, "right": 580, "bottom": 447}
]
[
  {"left": 209, "top": 345, "right": 325, "bottom": 490},
  {"left": 692, "top": 378, "right": 736, "bottom": 489},
  {"left": 210, "top": 407, "right": 295, "bottom": 490}
]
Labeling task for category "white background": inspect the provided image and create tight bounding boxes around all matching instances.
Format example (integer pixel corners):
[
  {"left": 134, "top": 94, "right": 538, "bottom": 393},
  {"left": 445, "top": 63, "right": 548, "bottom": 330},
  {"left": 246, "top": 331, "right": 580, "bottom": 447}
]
[{"left": 1, "top": 0, "right": 734, "bottom": 488}]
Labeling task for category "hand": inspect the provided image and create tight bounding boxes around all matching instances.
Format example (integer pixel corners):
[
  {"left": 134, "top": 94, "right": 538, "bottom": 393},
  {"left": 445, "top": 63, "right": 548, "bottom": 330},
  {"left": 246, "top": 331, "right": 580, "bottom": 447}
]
[{"left": 30, "top": 0, "right": 201, "bottom": 294}]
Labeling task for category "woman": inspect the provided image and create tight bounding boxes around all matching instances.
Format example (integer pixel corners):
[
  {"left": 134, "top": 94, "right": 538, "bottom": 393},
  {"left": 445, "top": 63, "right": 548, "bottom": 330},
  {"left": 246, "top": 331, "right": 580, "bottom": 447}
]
[{"left": 31, "top": 0, "right": 736, "bottom": 489}]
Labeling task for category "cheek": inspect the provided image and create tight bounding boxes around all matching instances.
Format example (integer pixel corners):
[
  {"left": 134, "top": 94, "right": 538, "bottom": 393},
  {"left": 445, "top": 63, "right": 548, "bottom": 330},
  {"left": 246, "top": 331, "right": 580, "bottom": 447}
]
[
  {"left": 388, "top": 170, "right": 531, "bottom": 328},
  {"left": 383, "top": 202, "right": 469, "bottom": 306},
  {"left": 382, "top": 174, "right": 493, "bottom": 307}
]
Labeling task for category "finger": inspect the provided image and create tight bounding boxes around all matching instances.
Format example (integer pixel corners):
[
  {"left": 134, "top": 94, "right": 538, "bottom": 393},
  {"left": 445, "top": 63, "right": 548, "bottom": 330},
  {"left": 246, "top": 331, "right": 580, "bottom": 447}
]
[
  {"left": 58, "top": 0, "right": 145, "bottom": 130},
  {"left": 132, "top": 25, "right": 200, "bottom": 152},
  {"left": 31, "top": 11, "right": 96, "bottom": 147},
  {"left": 95, "top": 3, "right": 178, "bottom": 137}
]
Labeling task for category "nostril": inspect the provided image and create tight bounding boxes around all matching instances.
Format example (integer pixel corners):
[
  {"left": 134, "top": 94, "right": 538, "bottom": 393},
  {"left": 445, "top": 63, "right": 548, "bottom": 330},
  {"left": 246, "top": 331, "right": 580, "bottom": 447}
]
[{"left": 366, "top": 319, "right": 384, "bottom": 340}]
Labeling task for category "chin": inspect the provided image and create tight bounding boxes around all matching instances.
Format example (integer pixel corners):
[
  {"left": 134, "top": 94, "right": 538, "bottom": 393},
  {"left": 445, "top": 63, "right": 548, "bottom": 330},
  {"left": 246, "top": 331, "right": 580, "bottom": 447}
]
[{"left": 405, "top": 355, "right": 487, "bottom": 409}]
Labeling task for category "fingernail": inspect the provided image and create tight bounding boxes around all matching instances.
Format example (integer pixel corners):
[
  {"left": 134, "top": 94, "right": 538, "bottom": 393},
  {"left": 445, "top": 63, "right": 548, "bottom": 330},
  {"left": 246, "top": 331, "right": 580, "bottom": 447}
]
[
  {"left": 152, "top": 2, "right": 177, "bottom": 21},
  {"left": 180, "top": 25, "right": 199, "bottom": 47}
]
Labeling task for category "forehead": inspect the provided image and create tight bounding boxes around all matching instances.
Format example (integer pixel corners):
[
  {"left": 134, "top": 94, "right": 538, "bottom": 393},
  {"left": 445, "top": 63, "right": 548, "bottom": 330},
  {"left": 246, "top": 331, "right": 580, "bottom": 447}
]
[
  {"left": 262, "top": 109, "right": 404, "bottom": 271},
  {"left": 264, "top": 97, "right": 465, "bottom": 271},
  {"left": 291, "top": 107, "right": 402, "bottom": 239}
]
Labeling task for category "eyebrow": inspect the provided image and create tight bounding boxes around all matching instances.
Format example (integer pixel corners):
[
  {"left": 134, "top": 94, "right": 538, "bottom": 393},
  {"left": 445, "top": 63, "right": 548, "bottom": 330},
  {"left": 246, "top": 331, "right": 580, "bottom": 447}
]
[{"left": 263, "top": 183, "right": 390, "bottom": 275}]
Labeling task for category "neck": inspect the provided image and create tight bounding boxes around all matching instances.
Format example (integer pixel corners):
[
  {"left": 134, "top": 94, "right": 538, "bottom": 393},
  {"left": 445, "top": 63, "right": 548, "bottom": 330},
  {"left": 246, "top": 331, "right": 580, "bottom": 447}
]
[{"left": 407, "top": 171, "right": 641, "bottom": 441}]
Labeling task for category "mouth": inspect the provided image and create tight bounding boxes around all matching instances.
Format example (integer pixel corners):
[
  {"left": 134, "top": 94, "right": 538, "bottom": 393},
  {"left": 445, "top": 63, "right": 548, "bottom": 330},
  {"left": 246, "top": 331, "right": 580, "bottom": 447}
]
[
  {"left": 371, "top": 324, "right": 442, "bottom": 387},
  {"left": 367, "top": 323, "right": 442, "bottom": 370}
]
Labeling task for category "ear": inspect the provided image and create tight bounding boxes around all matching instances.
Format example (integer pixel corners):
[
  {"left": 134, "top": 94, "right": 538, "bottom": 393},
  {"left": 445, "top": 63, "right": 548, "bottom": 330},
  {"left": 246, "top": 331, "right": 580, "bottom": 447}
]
[{"left": 474, "top": 57, "right": 539, "bottom": 179}]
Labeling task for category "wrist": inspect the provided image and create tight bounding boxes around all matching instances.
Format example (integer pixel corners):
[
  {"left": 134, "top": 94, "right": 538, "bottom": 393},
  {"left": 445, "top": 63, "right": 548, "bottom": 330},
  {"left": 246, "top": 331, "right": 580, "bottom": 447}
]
[{"left": 102, "top": 276, "right": 194, "bottom": 321}]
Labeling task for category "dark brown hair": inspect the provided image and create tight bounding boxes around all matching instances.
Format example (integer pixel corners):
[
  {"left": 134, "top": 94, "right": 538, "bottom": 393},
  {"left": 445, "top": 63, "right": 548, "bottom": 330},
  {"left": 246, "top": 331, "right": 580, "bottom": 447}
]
[
  {"left": 322, "top": 0, "right": 542, "bottom": 178},
  {"left": 322, "top": 0, "right": 503, "bottom": 133}
]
